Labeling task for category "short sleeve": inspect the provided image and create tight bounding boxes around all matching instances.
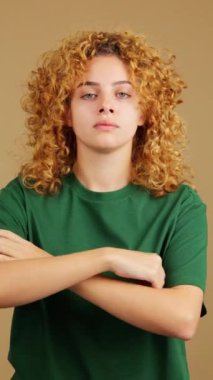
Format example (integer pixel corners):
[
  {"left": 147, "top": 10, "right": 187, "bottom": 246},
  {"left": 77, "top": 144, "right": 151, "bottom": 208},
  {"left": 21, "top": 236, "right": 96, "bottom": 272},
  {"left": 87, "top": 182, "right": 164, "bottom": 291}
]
[
  {"left": 0, "top": 178, "right": 28, "bottom": 239},
  {"left": 163, "top": 187, "right": 207, "bottom": 317},
  {"left": 163, "top": 186, "right": 207, "bottom": 290}
]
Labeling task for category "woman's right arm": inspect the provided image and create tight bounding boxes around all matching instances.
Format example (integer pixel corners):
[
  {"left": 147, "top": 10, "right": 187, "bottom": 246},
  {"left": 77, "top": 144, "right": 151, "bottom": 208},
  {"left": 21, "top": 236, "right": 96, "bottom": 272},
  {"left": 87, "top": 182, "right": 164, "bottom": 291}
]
[
  {"left": 0, "top": 230, "right": 164, "bottom": 308},
  {"left": 0, "top": 246, "right": 110, "bottom": 308}
]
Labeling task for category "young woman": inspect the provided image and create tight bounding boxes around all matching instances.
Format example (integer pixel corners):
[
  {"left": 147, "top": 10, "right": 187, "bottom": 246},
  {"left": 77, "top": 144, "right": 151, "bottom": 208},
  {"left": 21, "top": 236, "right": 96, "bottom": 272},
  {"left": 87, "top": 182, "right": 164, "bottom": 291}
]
[{"left": 0, "top": 30, "right": 207, "bottom": 379}]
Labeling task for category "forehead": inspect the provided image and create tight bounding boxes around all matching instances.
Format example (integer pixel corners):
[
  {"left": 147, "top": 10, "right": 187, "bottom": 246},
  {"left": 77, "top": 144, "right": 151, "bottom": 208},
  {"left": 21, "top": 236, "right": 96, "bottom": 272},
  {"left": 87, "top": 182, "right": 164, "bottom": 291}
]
[{"left": 76, "top": 55, "right": 131, "bottom": 85}]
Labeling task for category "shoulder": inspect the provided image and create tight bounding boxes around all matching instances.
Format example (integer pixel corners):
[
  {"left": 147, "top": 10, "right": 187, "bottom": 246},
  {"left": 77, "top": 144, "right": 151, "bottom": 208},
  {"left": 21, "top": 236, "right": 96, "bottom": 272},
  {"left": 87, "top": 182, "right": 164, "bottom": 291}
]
[
  {"left": 163, "top": 185, "right": 207, "bottom": 243},
  {"left": 174, "top": 183, "right": 204, "bottom": 203},
  {"left": 0, "top": 177, "right": 25, "bottom": 200},
  {"left": 0, "top": 176, "right": 45, "bottom": 207},
  {"left": 137, "top": 183, "right": 207, "bottom": 229},
  {"left": 161, "top": 184, "right": 207, "bottom": 226},
  {"left": 146, "top": 183, "right": 206, "bottom": 211},
  {"left": 0, "top": 177, "right": 29, "bottom": 237},
  {"left": 0, "top": 176, "right": 70, "bottom": 213},
  {"left": 168, "top": 184, "right": 206, "bottom": 215},
  {"left": 136, "top": 183, "right": 206, "bottom": 212}
]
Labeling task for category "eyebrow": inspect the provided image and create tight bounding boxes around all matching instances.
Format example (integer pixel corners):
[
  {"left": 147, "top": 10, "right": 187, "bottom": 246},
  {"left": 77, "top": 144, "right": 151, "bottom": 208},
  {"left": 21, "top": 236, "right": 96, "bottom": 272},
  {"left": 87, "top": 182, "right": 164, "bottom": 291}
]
[{"left": 77, "top": 80, "right": 133, "bottom": 88}]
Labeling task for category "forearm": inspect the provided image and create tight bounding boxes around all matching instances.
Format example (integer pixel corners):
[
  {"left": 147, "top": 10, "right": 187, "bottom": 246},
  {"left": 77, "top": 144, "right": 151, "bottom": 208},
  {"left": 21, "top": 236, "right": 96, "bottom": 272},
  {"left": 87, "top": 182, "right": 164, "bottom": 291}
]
[
  {"left": 71, "top": 276, "right": 203, "bottom": 340},
  {"left": 0, "top": 231, "right": 166, "bottom": 309},
  {"left": 0, "top": 249, "right": 108, "bottom": 308}
]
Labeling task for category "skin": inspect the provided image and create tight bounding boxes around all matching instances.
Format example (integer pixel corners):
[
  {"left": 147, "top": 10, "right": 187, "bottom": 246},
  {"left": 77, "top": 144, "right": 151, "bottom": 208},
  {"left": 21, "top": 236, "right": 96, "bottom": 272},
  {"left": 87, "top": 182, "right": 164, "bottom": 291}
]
[
  {"left": 66, "top": 55, "right": 144, "bottom": 191},
  {"left": 0, "top": 55, "right": 203, "bottom": 340},
  {"left": 0, "top": 230, "right": 165, "bottom": 305}
]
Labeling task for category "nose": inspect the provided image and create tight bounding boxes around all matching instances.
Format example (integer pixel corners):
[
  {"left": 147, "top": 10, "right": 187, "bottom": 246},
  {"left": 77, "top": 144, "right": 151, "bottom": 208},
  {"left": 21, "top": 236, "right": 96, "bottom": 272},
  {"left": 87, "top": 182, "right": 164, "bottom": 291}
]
[
  {"left": 98, "top": 93, "right": 114, "bottom": 114},
  {"left": 99, "top": 107, "right": 114, "bottom": 114}
]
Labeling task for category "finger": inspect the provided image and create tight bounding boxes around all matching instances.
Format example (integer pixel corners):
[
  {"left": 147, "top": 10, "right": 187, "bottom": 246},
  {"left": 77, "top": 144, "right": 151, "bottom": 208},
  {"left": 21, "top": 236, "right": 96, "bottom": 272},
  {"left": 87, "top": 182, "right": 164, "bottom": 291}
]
[
  {"left": 0, "top": 237, "right": 21, "bottom": 257},
  {"left": 0, "top": 229, "right": 26, "bottom": 243},
  {"left": 152, "top": 275, "right": 165, "bottom": 289},
  {"left": 0, "top": 253, "right": 16, "bottom": 262}
]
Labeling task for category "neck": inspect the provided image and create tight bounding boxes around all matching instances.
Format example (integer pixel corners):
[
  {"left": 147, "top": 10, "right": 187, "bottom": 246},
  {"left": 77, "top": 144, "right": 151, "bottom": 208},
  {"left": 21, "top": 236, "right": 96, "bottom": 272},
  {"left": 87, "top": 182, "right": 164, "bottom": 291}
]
[{"left": 72, "top": 145, "right": 132, "bottom": 192}]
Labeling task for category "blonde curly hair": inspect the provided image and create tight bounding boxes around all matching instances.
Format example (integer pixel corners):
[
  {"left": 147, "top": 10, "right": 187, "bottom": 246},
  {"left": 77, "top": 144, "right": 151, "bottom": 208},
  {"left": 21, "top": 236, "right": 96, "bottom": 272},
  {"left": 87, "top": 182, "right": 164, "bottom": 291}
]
[{"left": 20, "top": 30, "right": 193, "bottom": 196}]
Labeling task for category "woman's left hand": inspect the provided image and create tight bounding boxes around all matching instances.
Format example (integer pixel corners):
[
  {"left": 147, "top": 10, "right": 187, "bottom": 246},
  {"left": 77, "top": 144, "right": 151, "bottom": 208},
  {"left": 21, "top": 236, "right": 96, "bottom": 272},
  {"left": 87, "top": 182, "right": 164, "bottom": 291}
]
[{"left": 0, "top": 229, "right": 49, "bottom": 261}]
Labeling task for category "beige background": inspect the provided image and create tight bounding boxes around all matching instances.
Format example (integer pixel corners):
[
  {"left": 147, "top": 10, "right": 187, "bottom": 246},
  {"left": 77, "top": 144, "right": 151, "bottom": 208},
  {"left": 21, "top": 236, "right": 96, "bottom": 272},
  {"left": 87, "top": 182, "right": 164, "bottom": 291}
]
[{"left": 0, "top": 1, "right": 212, "bottom": 379}]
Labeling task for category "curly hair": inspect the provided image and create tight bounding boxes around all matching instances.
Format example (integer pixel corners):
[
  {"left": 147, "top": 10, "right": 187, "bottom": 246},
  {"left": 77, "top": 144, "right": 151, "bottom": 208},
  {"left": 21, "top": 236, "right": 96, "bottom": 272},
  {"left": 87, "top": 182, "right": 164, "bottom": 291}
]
[{"left": 20, "top": 30, "right": 193, "bottom": 196}]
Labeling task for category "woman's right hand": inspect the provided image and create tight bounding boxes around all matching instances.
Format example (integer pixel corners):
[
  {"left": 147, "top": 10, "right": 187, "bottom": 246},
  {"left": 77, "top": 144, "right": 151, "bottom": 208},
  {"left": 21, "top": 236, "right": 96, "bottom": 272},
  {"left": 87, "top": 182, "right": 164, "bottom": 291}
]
[{"left": 105, "top": 247, "right": 165, "bottom": 289}]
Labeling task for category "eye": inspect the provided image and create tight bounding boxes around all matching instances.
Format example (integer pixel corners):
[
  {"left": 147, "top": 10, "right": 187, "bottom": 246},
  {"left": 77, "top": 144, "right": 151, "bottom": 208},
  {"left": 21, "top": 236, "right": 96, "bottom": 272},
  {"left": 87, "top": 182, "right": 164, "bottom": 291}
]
[
  {"left": 81, "top": 93, "right": 97, "bottom": 100},
  {"left": 117, "top": 92, "right": 131, "bottom": 98}
]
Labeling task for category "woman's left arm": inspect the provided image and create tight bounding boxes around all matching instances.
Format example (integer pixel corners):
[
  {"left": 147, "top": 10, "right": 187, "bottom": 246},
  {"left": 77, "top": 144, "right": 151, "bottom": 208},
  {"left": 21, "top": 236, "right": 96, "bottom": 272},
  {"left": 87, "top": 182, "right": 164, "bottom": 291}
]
[{"left": 71, "top": 275, "right": 203, "bottom": 340}]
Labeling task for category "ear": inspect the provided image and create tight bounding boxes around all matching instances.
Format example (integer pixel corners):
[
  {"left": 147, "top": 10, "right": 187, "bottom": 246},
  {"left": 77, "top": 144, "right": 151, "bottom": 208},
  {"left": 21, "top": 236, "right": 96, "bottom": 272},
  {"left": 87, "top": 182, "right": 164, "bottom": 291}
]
[
  {"left": 64, "top": 108, "right": 73, "bottom": 127},
  {"left": 137, "top": 114, "right": 145, "bottom": 128}
]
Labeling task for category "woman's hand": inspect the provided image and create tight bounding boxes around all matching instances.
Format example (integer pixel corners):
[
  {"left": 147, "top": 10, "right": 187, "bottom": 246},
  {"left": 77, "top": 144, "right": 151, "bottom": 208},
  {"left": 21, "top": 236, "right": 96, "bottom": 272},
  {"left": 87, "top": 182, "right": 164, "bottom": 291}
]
[
  {"left": 106, "top": 247, "right": 165, "bottom": 288},
  {"left": 0, "top": 229, "right": 49, "bottom": 261}
]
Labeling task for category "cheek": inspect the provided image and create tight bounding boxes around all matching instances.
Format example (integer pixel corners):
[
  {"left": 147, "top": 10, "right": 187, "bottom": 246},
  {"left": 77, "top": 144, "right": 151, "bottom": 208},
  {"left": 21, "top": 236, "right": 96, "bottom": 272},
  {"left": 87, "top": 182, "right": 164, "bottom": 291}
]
[
  {"left": 131, "top": 105, "right": 142, "bottom": 124},
  {"left": 72, "top": 100, "right": 96, "bottom": 117},
  {"left": 70, "top": 108, "right": 92, "bottom": 131},
  {"left": 70, "top": 104, "right": 82, "bottom": 123},
  {"left": 124, "top": 106, "right": 141, "bottom": 123}
]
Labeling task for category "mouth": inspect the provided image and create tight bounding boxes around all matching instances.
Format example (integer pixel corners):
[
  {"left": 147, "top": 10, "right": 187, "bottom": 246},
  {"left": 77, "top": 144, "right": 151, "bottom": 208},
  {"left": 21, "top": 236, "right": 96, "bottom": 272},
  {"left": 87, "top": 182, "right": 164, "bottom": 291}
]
[{"left": 94, "top": 122, "right": 119, "bottom": 130}]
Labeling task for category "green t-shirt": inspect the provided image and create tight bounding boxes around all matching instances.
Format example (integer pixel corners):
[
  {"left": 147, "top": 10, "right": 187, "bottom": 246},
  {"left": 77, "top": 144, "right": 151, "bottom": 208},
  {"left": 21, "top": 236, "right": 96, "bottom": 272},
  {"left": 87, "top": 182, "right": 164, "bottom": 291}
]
[{"left": 0, "top": 173, "right": 207, "bottom": 380}]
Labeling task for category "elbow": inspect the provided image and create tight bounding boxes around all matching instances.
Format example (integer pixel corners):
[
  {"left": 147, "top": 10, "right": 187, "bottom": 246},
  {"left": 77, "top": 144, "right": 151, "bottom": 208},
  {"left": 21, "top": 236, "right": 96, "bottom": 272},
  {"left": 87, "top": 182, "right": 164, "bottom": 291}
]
[
  {"left": 174, "top": 313, "right": 199, "bottom": 341},
  {"left": 0, "top": 296, "right": 10, "bottom": 309},
  {"left": 0, "top": 293, "right": 14, "bottom": 309}
]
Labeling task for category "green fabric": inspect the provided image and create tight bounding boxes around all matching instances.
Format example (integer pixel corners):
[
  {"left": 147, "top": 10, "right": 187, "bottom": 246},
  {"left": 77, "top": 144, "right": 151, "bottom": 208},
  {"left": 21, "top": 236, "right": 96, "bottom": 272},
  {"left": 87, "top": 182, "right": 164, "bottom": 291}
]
[{"left": 0, "top": 173, "right": 207, "bottom": 380}]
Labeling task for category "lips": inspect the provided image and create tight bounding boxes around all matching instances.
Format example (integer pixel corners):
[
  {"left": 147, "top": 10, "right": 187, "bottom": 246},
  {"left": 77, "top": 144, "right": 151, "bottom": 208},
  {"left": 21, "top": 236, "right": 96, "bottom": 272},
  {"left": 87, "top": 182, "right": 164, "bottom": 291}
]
[{"left": 94, "top": 122, "right": 119, "bottom": 128}]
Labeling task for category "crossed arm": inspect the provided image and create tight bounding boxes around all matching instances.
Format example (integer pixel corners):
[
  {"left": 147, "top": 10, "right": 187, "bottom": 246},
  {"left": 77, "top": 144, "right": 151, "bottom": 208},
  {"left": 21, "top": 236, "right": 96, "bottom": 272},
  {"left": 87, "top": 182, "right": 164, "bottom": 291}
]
[
  {"left": 71, "top": 275, "right": 203, "bottom": 340},
  {"left": 0, "top": 230, "right": 203, "bottom": 340}
]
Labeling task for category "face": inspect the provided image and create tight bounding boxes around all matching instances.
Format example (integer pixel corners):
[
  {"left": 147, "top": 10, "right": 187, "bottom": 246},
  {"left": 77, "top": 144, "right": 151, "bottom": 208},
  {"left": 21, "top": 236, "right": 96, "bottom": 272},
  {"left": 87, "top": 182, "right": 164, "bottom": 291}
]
[{"left": 67, "top": 55, "right": 144, "bottom": 155}]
